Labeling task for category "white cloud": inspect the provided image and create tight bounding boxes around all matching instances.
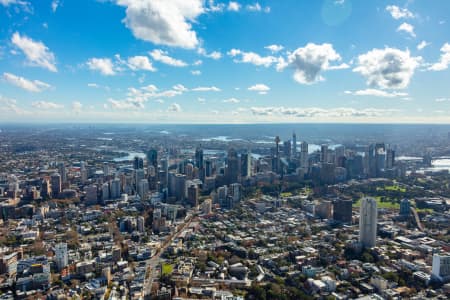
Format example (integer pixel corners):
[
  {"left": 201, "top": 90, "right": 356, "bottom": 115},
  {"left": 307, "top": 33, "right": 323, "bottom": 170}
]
[
  {"left": 227, "top": 49, "right": 278, "bottom": 67},
  {"left": 191, "top": 70, "right": 201, "bottom": 76},
  {"left": 149, "top": 49, "right": 188, "bottom": 67},
  {"left": 88, "top": 83, "right": 99, "bottom": 88},
  {"left": 223, "top": 97, "right": 240, "bottom": 103},
  {"left": 0, "top": 95, "right": 28, "bottom": 115},
  {"left": 397, "top": 22, "right": 416, "bottom": 38},
  {"left": 11, "top": 32, "right": 57, "bottom": 72},
  {"left": 265, "top": 44, "right": 284, "bottom": 53},
  {"left": 127, "top": 55, "right": 156, "bottom": 71},
  {"left": 32, "top": 101, "right": 63, "bottom": 109},
  {"left": 246, "top": 2, "right": 269, "bottom": 12},
  {"left": 208, "top": 0, "right": 224, "bottom": 12},
  {"left": 428, "top": 43, "right": 450, "bottom": 71},
  {"left": 51, "top": 0, "right": 59, "bottom": 12},
  {"left": 353, "top": 47, "right": 421, "bottom": 89},
  {"left": 250, "top": 106, "right": 397, "bottom": 118},
  {"left": 72, "top": 101, "right": 83, "bottom": 113},
  {"left": 86, "top": 58, "right": 116, "bottom": 75},
  {"left": 386, "top": 5, "right": 414, "bottom": 19},
  {"left": 191, "top": 86, "right": 221, "bottom": 92},
  {"left": 3, "top": 72, "right": 51, "bottom": 92},
  {"left": 173, "top": 84, "right": 188, "bottom": 92},
  {"left": 198, "top": 97, "right": 206, "bottom": 103},
  {"left": 167, "top": 103, "right": 181, "bottom": 112},
  {"left": 0, "top": 0, "right": 30, "bottom": 11},
  {"left": 198, "top": 47, "right": 222, "bottom": 60},
  {"left": 417, "top": 40, "right": 430, "bottom": 50},
  {"left": 344, "top": 89, "right": 408, "bottom": 98},
  {"left": 248, "top": 83, "right": 270, "bottom": 94},
  {"left": 435, "top": 98, "right": 450, "bottom": 102},
  {"left": 108, "top": 98, "right": 144, "bottom": 110},
  {"left": 116, "top": 0, "right": 204, "bottom": 49},
  {"left": 193, "top": 60, "right": 203, "bottom": 66},
  {"left": 228, "top": 1, "right": 240, "bottom": 11},
  {"left": 280, "top": 43, "right": 346, "bottom": 84}
]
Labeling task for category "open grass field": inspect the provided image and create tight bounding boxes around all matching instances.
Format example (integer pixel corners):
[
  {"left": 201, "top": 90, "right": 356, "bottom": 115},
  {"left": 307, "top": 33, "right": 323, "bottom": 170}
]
[{"left": 353, "top": 196, "right": 400, "bottom": 209}]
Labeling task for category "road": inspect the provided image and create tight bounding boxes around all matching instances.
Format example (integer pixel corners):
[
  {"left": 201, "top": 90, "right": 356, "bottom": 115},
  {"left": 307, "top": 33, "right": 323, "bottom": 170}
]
[{"left": 143, "top": 213, "right": 196, "bottom": 298}]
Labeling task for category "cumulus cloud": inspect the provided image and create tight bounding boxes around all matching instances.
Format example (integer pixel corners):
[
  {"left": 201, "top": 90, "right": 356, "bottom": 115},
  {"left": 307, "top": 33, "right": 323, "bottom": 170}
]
[
  {"left": 116, "top": 0, "right": 204, "bottom": 49},
  {"left": 386, "top": 5, "right": 414, "bottom": 19},
  {"left": 191, "top": 70, "right": 201, "bottom": 76},
  {"left": 265, "top": 44, "right": 284, "bottom": 53},
  {"left": 0, "top": 0, "right": 30, "bottom": 11},
  {"left": 228, "top": 49, "right": 278, "bottom": 67},
  {"left": 428, "top": 43, "right": 450, "bottom": 71},
  {"left": 228, "top": 1, "right": 240, "bottom": 11},
  {"left": 344, "top": 89, "right": 408, "bottom": 98},
  {"left": 353, "top": 47, "right": 421, "bottom": 89},
  {"left": 0, "top": 95, "right": 28, "bottom": 115},
  {"left": 32, "top": 101, "right": 63, "bottom": 109},
  {"left": 11, "top": 32, "right": 57, "bottom": 72},
  {"left": 167, "top": 103, "right": 181, "bottom": 112},
  {"left": 87, "top": 58, "right": 116, "bottom": 75},
  {"left": 417, "top": 40, "right": 430, "bottom": 50},
  {"left": 197, "top": 47, "right": 222, "bottom": 60},
  {"left": 72, "top": 101, "right": 83, "bottom": 113},
  {"left": 149, "top": 49, "right": 188, "bottom": 67},
  {"left": 246, "top": 2, "right": 269, "bottom": 12},
  {"left": 223, "top": 97, "right": 240, "bottom": 103},
  {"left": 108, "top": 98, "right": 144, "bottom": 110},
  {"left": 250, "top": 106, "right": 397, "bottom": 118},
  {"left": 435, "top": 97, "right": 450, "bottom": 102},
  {"left": 248, "top": 83, "right": 270, "bottom": 94},
  {"left": 3, "top": 72, "right": 51, "bottom": 92},
  {"left": 191, "top": 86, "right": 221, "bottom": 92},
  {"left": 127, "top": 55, "right": 156, "bottom": 71},
  {"left": 397, "top": 22, "right": 416, "bottom": 38},
  {"left": 51, "top": 0, "right": 59, "bottom": 12},
  {"left": 280, "top": 43, "right": 347, "bottom": 84}
]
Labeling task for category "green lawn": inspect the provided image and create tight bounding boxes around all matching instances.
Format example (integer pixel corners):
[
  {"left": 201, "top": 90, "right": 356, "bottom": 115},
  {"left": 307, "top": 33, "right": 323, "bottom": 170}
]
[
  {"left": 353, "top": 196, "right": 400, "bottom": 209},
  {"left": 376, "top": 185, "right": 406, "bottom": 193},
  {"left": 162, "top": 263, "right": 174, "bottom": 275}
]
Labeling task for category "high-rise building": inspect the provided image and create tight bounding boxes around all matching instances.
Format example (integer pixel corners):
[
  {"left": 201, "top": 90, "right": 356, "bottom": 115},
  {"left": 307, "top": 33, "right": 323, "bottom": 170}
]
[
  {"left": 138, "top": 179, "right": 149, "bottom": 199},
  {"left": 58, "top": 162, "right": 67, "bottom": 184},
  {"left": 136, "top": 216, "right": 145, "bottom": 233},
  {"left": 102, "top": 182, "right": 110, "bottom": 201},
  {"left": 284, "top": 140, "right": 292, "bottom": 159},
  {"left": 333, "top": 199, "right": 353, "bottom": 223},
  {"left": 50, "top": 173, "right": 61, "bottom": 198},
  {"left": 195, "top": 146, "right": 204, "bottom": 169},
  {"left": 274, "top": 136, "right": 280, "bottom": 172},
  {"left": 226, "top": 148, "right": 239, "bottom": 184},
  {"left": 187, "top": 184, "right": 199, "bottom": 207},
  {"left": 147, "top": 149, "right": 158, "bottom": 169},
  {"left": 432, "top": 253, "right": 450, "bottom": 281},
  {"left": 85, "top": 185, "right": 98, "bottom": 205},
  {"left": 202, "top": 198, "right": 212, "bottom": 215},
  {"left": 103, "top": 162, "right": 110, "bottom": 177},
  {"left": 320, "top": 145, "right": 328, "bottom": 163},
  {"left": 240, "top": 152, "right": 252, "bottom": 178},
  {"left": 386, "top": 149, "right": 395, "bottom": 169},
  {"left": 110, "top": 178, "right": 121, "bottom": 199},
  {"left": 399, "top": 198, "right": 410, "bottom": 216},
  {"left": 292, "top": 132, "right": 297, "bottom": 157},
  {"left": 41, "top": 179, "right": 51, "bottom": 198},
  {"left": 134, "top": 156, "right": 144, "bottom": 170},
  {"left": 55, "top": 243, "right": 68, "bottom": 271},
  {"left": 359, "top": 197, "right": 378, "bottom": 248},
  {"left": 300, "top": 142, "right": 309, "bottom": 168}
]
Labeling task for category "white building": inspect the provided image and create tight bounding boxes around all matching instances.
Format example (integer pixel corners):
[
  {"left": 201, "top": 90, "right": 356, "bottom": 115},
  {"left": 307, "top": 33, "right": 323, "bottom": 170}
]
[
  {"left": 359, "top": 197, "right": 377, "bottom": 248},
  {"left": 55, "top": 243, "right": 68, "bottom": 271},
  {"left": 432, "top": 253, "right": 450, "bottom": 282}
]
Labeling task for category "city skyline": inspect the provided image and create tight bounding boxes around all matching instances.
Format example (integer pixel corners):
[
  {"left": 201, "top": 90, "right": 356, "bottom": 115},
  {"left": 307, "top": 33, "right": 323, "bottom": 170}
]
[{"left": 1, "top": 0, "right": 450, "bottom": 123}]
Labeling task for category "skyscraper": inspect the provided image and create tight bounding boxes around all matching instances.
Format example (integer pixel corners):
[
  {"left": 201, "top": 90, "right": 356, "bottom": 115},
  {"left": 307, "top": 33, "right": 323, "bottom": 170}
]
[
  {"left": 320, "top": 144, "right": 328, "bottom": 163},
  {"left": 55, "top": 242, "right": 68, "bottom": 271},
  {"left": 147, "top": 149, "right": 158, "bottom": 169},
  {"left": 134, "top": 156, "right": 144, "bottom": 170},
  {"left": 333, "top": 199, "right": 352, "bottom": 223},
  {"left": 58, "top": 162, "right": 67, "bottom": 184},
  {"left": 284, "top": 140, "right": 292, "bottom": 159},
  {"left": 240, "top": 151, "right": 251, "bottom": 178},
  {"left": 195, "top": 146, "right": 204, "bottom": 169},
  {"left": 359, "top": 197, "right": 378, "bottom": 248},
  {"left": 292, "top": 132, "right": 297, "bottom": 158},
  {"left": 50, "top": 173, "right": 62, "bottom": 198},
  {"left": 300, "top": 142, "right": 309, "bottom": 168},
  {"left": 226, "top": 148, "right": 239, "bottom": 184}
]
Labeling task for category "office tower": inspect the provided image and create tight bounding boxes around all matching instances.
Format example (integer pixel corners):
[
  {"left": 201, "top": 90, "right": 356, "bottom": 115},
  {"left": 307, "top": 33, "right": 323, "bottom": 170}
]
[
  {"left": 85, "top": 185, "right": 98, "bottom": 205},
  {"left": 292, "top": 132, "right": 297, "bottom": 157},
  {"left": 205, "top": 159, "right": 214, "bottom": 177},
  {"left": 195, "top": 146, "right": 204, "bottom": 169},
  {"left": 432, "top": 254, "right": 450, "bottom": 281},
  {"left": 138, "top": 179, "right": 149, "bottom": 199},
  {"left": 217, "top": 186, "right": 228, "bottom": 206},
  {"left": 160, "top": 157, "right": 169, "bottom": 188},
  {"left": 136, "top": 216, "right": 145, "bottom": 233},
  {"left": 333, "top": 199, "right": 353, "bottom": 223},
  {"left": 50, "top": 173, "right": 61, "bottom": 198},
  {"left": 169, "top": 173, "right": 186, "bottom": 201},
  {"left": 185, "top": 163, "right": 194, "bottom": 180},
  {"left": 55, "top": 243, "right": 68, "bottom": 271},
  {"left": 58, "top": 162, "right": 67, "bottom": 184},
  {"left": 226, "top": 148, "right": 239, "bottom": 184},
  {"left": 284, "top": 140, "right": 292, "bottom": 159},
  {"left": 334, "top": 145, "right": 345, "bottom": 164},
  {"left": 134, "top": 156, "right": 144, "bottom": 170},
  {"left": 135, "top": 169, "right": 145, "bottom": 190},
  {"left": 359, "top": 197, "right": 378, "bottom": 248},
  {"left": 320, "top": 145, "right": 328, "bottom": 163},
  {"left": 320, "top": 162, "right": 335, "bottom": 184},
  {"left": 110, "top": 178, "right": 121, "bottom": 199},
  {"left": 274, "top": 136, "right": 280, "bottom": 172},
  {"left": 41, "top": 179, "right": 51, "bottom": 198},
  {"left": 147, "top": 149, "right": 158, "bottom": 169},
  {"left": 202, "top": 198, "right": 212, "bottom": 215},
  {"left": 366, "top": 144, "right": 377, "bottom": 178},
  {"left": 103, "top": 162, "right": 109, "bottom": 177},
  {"left": 300, "top": 141, "right": 309, "bottom": 168},
  {"left": 240, "top": 152, "right": 251, "bottom": 178},
  {"left": 80, "top": 161, "right": 88, "bottom": 183},
  {"left": 386, "top": 149, "right": 395, "bottom": 169},
  {"left": 102, "top": 182, "right": 110, "bottom": 201},
  {"left": 229, "top": 183, "right": 241, "bottom": 203},
  {"left": 399, "top": 198, "right": 410, "bottom": 216},
  {"left": 375, "top": 143, "right": 386, "bottom": 176},
  {"left": 187, "top": 184, "right": 199, "bottom": 207}
]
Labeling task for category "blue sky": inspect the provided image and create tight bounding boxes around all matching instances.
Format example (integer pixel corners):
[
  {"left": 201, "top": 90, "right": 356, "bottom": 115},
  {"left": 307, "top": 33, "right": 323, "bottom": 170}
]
[{"left": 0, "top": 0, "right": 450, "bottom": 123}]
